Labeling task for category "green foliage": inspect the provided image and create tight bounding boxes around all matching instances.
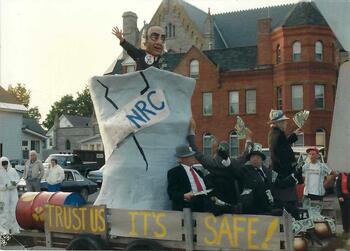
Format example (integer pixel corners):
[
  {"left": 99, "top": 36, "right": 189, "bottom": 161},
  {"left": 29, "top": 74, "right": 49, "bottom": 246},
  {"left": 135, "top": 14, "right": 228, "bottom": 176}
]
[
  {"left": 7, "top": 83, "right": 42, "bottom": 122},
  {"left": 7, "top": 83, "right": 31, "bottom": 107},
  {"left": 42, "top": 86, "right": 93, "bottom": 129}
]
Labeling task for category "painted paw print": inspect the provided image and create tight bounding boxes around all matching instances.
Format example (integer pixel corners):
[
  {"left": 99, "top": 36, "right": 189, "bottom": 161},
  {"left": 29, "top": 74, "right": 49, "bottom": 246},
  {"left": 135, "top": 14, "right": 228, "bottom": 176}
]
[{"left": 32, "top": 207, "right": 45, "bottom": 222}]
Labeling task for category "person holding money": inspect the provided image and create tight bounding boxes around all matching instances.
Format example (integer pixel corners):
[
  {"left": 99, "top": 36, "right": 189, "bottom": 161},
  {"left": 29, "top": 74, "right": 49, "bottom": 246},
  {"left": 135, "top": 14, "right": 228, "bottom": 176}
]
[
  {"left": 112, "top": 25, "right": 165, "bottom": 71},
  {"left": 268, "top": 109, "right": 303, "bottom": 218}
]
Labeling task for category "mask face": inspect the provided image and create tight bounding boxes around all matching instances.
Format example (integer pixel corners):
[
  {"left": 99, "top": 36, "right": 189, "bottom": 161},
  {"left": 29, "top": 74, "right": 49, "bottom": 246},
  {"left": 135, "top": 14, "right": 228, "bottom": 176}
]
[{"left": 144, "top": 26, "right": 166, "bottom": 57}]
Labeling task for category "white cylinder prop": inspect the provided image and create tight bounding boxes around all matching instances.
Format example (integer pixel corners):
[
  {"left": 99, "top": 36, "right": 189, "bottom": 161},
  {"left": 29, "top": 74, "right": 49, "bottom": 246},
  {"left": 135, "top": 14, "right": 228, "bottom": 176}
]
[{"left": 89, "top": 67, "right": 195, "bottom": 210}]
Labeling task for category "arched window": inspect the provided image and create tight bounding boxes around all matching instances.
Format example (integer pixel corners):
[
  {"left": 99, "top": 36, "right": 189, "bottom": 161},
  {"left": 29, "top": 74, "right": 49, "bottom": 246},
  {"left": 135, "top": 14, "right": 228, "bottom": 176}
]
[
  {"left": 229, "top": 132, "right": 239, "bottom": 157},
  {"left": 316, "top": 129, "right": 326, "bottom": 147},
  {"left": 189, "top": 59, "right": 199, "bottom": 79},
  {"left": 276, "top": 44, "right": 281, "bottom": 64},
  {"left": 203, "top": 133, "right": 215, "bottom": 156},
  {"left": 332, "top": 43, "right": 336, "bottom": 63},
  {"left": 65, "top": 140, "right": 71, "bottom": 150},
  {"left": 292, "top": 41, "right": 301, "bottom": 61},
  {"left": 315, "top": 41, "right": 323, "bottom": 61},
  {"left": 293, "top": 133, "right": 304, "bottom": 147}
]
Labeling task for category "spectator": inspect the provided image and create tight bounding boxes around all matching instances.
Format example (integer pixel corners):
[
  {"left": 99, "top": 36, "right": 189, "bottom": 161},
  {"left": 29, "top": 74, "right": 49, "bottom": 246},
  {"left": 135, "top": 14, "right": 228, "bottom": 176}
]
[
  {"left": 112, "top": 25, "right": 165, "bottom": 71},
  {"left": 44, "top": 157, "right": 65, "bottom": 192},
  {"left": 302, "top": 147, "right": 334, "bottom": 201},
  {"left": 335, "top": 172, "right": 350, "bottom": 234},
  {"left": 0, "top": 157, "right": 20, "bottom": 234},
  {"left": 23, "top": 150, "right": 45, "bottom": 192},
  {"left": 167, "top": 144, "right": 214, "bottom": 212}
]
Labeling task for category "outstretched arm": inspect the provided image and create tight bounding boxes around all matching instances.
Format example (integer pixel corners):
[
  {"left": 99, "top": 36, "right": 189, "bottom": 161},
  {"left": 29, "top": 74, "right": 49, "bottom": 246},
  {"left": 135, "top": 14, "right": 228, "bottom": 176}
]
[{"left": 112, "top": 26, "right": 141, "bottom": 60}]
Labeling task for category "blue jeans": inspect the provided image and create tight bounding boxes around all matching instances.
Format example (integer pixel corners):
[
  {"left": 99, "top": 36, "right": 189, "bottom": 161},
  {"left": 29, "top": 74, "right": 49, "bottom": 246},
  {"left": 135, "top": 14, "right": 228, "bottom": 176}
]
[{"left": 48, "top": 183, "right": 61, "bottom": 192}]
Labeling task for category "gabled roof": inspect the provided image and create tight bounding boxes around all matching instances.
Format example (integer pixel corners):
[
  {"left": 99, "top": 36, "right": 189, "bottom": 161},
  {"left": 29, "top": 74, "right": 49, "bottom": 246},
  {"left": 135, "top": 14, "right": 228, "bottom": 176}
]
[
  {"left": 203, "top": 46, "right": 257, "bottom": 71},
  {"left": 63, "top": 115, "right": 90, "bottom": 127},
  {"left": 23, "top": 118, "right": 47, "bottom": 136},
  {"left": 212, "top": 4, "right": 296, "bottom": 48},
  {"left": 178, "top": 0, "right": 208, "bottom": 34},
  {"left": 0, "top": 85, "right": 21, "bottom": 104},
  {"left": 282, "top": 2, "right": 329, "bottom": 27}
]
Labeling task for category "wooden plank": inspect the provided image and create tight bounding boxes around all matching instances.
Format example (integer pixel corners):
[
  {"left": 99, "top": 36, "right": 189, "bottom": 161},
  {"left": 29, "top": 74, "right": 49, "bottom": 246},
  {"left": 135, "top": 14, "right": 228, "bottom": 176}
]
[
  {"left": 194, "top": 212, "right": 281, "bottom": 251},
  {"left": 282, "top": 210, "right": 294, "bottom": 251},
  {"left": 45, "top": 230, "right": 52, "bottom": 248},
  {"left": 183, "top": 208, "right": 194, "bottom": 251},
  {"left": 109, "top": 208, "right": 183, "bottom": 241}
]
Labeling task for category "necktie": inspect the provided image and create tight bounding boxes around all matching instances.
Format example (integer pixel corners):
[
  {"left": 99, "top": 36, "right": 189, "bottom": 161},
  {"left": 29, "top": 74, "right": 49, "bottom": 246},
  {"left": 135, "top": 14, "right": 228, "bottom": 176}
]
[
  {"left": 190, "top": 166, "right": 203, "bottom": 192},
  {"left": 257, "top": 168, "right": 266, "bottom": 183}
]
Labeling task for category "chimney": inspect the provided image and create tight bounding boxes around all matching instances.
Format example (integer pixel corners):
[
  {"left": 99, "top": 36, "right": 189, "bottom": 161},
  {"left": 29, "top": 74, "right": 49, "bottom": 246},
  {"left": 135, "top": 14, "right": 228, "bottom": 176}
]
[
  {"left": 122, "top": 11, "right": 139, "bottom": 58},
  {"left": 257, "top": 18, "right": 272, "bottom": 65}
]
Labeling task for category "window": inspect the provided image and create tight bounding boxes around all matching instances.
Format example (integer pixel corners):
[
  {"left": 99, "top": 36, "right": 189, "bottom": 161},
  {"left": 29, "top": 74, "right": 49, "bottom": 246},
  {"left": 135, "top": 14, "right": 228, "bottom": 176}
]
[
  {"left": 190, "top": 60, "right": 199, "bottom": 79},
  {"left": 292, "top": 85, "right": 303, "bottom": 110},
  {"left": 30, "top": 140, "right": 40, "bottom": 153},
  {"left": 293, "top": 133, "right": 304, "bottom": 147},
  {"left": 66, "top": 140, "right": 71, "bottom": 150},
  {"left": 203, "top": 133, "right": 214, "bottom": 156},
  {"left": 315, "top": 84, "right": 325, "bottom": 109},
  {"left": 316, "top": 129, "right": 326, "bottom": 147},
  {"left": 229, "top": 91, "right": 239, "bottom": 115},
  {"left": 292, "top": 41, "right": 301, "bottom": 61},
  {"left": 276, "top": 44, "right": 281, "bottom": 64},
  {"left": 0, "top": 143, "right": 2, "bottom": 157},
  {"left": 246, "top": 90, "right": 256, "bottom": 114},
  {"left": 126, "top": 65, "right": 135, "bottom": 73},
  {"left": 203, "top": 92, "right": 212, "bottom": 116},
  {"left": 229, "top": 132, "right": 239, "bottom": 157},
  {"left": 315, "top": 41, "right": 323, "bottom": 61},
  {"left": 22, "top": 141, "right": 28, "bottom": 147},
  {"left": 276, "top": 86, "right": 283, "bottom": 110},
  {"left": 49, "top": 138, "right": 53, "bottom": 147},
  {"left": 173, "top": 25, "right": 175, "bottom": 37}
]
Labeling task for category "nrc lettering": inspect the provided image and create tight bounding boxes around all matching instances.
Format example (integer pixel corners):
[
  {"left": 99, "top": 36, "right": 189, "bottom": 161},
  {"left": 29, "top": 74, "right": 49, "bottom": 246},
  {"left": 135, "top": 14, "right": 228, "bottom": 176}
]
[{"left": 126, "top": 90, "right": 168, "bottom": 129}]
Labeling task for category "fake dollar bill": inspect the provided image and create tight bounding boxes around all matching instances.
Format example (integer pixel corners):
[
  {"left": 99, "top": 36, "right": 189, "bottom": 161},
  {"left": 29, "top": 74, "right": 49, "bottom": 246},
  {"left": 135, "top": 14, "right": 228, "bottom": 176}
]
[
  {"left": 293, "top": 110, "right": 310, "bottom": 128},
  {"left": 292, "top": 218, "right": 314, "bottom": 234},
  {"left": 234, "top": 116, "right": 249, "bottom": 139}
]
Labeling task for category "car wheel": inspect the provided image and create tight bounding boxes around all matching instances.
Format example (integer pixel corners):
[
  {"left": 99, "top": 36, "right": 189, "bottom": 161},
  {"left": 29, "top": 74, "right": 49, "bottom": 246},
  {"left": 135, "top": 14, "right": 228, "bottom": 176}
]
[
  {"left": 80, "top": 188, "right": 89, "bottom": 201},
  {"left": 66, "top": 234, "right": 108, "bottom": 250}
]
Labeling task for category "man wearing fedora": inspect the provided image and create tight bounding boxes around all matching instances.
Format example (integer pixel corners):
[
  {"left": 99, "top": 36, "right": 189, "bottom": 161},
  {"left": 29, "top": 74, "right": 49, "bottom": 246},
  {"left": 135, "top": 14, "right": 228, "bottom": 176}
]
[
  {"left": 302, "top": 147, "right": 334, "bottom": 201},
  {"left": 268, "top": 109, "right": 303, "bottom": 218},
  {"left": 239, "top": 143, "right": 274, "bottom": 215},
  {"left": 186, "top": 118, "right": 254, "bottom": 210},
  {"left": 167, "top": 145, "right": 214, "bottom": 212}
]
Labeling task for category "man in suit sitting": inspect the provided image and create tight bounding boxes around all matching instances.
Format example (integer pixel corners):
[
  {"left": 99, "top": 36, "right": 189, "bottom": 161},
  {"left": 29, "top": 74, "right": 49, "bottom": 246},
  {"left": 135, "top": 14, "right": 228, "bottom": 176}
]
[{"left": 167, "top": 145, "right": 213, "bottom": 212}]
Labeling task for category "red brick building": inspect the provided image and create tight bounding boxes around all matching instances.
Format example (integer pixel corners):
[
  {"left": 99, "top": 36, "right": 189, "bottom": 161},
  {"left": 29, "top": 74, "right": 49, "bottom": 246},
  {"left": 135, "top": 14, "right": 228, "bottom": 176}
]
[{"left": 112, "top": 1, "right": 345, "bottom": 157}]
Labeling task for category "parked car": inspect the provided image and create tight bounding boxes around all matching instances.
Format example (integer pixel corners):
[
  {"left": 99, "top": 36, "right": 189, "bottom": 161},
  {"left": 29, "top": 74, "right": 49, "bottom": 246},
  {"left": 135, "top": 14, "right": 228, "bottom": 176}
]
[
  {"left": 87, "top": 166, "right": 104, "bottom": 186},
  {"left": 10, "top": 159, "right": 26, "bottom": 172},
  {"left": 44, "top": 154, "right": 99, "bottom": 177},
  {"left": 17, "top": 169, "right": 98, "bottom": 200}
]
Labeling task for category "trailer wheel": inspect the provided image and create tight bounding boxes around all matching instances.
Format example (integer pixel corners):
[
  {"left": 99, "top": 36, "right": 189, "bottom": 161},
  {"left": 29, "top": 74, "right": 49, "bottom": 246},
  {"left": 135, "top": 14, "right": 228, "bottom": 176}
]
[
  {"left": 124, "top": 239, "right": 163, "bottom": 250},
  {"left": 66, "top": 234, "right": 108, "bottom": 250}
]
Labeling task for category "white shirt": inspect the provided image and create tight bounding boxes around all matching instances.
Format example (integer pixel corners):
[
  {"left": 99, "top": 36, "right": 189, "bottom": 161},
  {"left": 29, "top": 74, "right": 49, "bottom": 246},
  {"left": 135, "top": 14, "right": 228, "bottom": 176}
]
[
  {"left": 181, "top": 164, "right": 206, "bottom": 193},
  {"left": 44, "top": 165, "right": 65, "bottom": 185},
  {"left": 303, "top": 161, "right": 331, "bottom": 196}
]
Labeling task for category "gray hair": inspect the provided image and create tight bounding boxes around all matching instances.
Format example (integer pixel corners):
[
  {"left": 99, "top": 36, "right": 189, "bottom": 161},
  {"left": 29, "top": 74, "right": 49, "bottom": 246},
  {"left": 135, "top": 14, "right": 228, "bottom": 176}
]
[{"left": 29, "top": 150, "right": 38, "bottom": 156}]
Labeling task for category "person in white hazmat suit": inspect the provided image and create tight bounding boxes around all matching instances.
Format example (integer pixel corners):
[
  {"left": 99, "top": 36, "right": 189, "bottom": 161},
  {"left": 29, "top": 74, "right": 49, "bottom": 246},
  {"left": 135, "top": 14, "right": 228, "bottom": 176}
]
[{"left": 0, "top": 157, "right": 20, "bottom": 234}]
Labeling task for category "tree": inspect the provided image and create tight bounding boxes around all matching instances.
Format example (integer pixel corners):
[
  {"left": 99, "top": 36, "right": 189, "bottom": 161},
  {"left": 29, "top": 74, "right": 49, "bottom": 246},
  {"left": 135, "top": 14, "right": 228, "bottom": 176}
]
[
  {"left": 7, "top": 83, "right": 30, "bottom": 107},
  {"left": 7, "top": 83, "right": 42, "bottom": 122},
  {"left": 42, "top": 85, "right": 94, "bottom": 129},
  {"left": 25, "top": 106, "right": 42, "bottom": 121}
]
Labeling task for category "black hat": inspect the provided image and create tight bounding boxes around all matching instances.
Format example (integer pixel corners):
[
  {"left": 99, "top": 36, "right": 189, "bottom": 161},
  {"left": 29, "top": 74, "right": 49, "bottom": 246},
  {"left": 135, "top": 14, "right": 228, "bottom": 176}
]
[{"left": 246, "top": 143, "right": 266, "bottom": 161}]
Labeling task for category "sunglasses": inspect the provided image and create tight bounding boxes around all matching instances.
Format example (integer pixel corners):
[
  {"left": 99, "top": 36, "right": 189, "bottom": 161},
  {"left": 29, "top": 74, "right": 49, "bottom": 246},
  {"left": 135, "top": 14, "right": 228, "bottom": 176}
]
[{"left": 1, "top": 161, "right": 9, "bottom": 166}]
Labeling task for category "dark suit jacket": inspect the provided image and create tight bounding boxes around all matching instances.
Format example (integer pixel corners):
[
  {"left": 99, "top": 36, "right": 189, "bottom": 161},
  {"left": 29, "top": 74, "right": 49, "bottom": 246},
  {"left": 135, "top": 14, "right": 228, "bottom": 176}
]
[
  {"left": 240, "top": 164, "right": 273, "bottom": 214},
  {"left": 268, "top": 126, "right": 299, "bottom": 201},
  {"left": 167, "top": 164, "right": 206, "bottom": 211},
  {"left": 187, "top": 134, "right": 252, "bottom": 204},
  {"left": 120, "top": 40, "right": 162, "bottom": 71}
]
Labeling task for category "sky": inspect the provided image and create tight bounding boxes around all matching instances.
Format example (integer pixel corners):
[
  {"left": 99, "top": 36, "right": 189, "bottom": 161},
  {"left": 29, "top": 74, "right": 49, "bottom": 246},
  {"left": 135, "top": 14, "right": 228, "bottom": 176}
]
[{"left": 0, "top": 0, "right": 301, "bottom": 121}]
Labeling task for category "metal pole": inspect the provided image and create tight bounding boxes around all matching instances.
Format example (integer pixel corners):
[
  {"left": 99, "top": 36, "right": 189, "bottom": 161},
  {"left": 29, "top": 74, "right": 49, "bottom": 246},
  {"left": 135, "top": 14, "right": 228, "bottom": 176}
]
[{"left": 183, "top": 208, "right": 194, "bottom": 251}]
